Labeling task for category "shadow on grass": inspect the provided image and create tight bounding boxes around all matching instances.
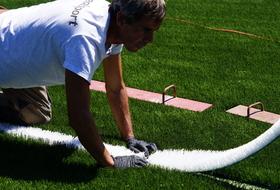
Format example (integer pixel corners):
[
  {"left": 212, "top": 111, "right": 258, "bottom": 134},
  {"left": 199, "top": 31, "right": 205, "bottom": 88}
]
[{"left": 0, "top": 135, "right": 98, "bottom": 183}]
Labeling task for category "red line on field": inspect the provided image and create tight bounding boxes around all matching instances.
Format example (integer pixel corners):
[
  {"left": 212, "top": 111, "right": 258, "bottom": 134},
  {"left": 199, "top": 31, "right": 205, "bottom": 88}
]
[
  {"left": 89, "top": 80, "right": 212, "bottom": 112},
  {"left": 166, "top": 17, "right": 275, "bottom": 42}
]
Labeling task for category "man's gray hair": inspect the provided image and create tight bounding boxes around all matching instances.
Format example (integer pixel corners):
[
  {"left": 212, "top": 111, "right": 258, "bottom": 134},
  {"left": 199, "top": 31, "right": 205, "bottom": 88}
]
[{"left": 109, "top": 0, "right": 166, "bottom": 24}]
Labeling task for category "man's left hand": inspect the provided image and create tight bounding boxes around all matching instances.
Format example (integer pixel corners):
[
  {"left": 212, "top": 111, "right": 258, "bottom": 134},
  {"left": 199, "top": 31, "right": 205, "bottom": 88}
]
[{"left": 125, "top": 137, "right": 158, "bottom": 158}]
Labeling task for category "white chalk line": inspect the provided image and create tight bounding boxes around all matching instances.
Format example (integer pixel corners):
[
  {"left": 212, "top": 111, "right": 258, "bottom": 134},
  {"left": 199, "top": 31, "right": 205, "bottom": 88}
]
[
  {"left": 149, "top": 119, "right": 280, "bottom": 172},
  {"left": 0, "top": 120, "right": 280, "bottom": 174}
]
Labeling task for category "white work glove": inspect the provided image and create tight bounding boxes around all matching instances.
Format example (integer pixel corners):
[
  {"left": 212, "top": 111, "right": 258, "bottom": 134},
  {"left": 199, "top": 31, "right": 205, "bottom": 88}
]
[
  {"left": 113, "top": 155, "right": 148, "bottom": 168},
  {"left": 125, "top": 137, "right": 158, "bottom": 158}
]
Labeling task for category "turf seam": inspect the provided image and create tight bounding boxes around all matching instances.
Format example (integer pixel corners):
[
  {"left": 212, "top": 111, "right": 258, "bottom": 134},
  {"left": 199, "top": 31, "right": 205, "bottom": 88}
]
[{"left": 197, "top": 173, "right": 273, "bottom": 190}]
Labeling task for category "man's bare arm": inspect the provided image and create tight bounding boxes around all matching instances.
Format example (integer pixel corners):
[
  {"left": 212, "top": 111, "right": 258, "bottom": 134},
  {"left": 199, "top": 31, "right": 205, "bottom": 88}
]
[
  {"left": 103, "top": 54, "right": 134, "bottom": 140},
  {"left": 65, "top": 69, "right": 114, "bottom": 167}
]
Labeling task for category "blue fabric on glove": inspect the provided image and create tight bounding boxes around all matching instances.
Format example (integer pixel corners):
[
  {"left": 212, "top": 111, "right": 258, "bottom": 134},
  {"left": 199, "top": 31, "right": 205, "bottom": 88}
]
[
  {"left": 125, "top": 137, "right": 158, "bottom": 158},
  {"left": 113, "top": 155, "right": 148, "bottom": 168}
]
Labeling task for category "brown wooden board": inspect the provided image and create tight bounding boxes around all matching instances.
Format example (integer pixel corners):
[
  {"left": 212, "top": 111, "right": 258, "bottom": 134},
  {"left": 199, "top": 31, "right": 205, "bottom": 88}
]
[
  {"left": 89, "top": 80, "right": 212, "bottom": 112},
  {"left": 226, "top": 105, "right": 280, "bottom": 124}
]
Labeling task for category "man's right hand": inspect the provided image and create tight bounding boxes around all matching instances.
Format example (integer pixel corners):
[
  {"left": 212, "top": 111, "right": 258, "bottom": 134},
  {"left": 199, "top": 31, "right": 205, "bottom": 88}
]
[{"left": 113, "top": 155, "right": 148, "bottom": 168}]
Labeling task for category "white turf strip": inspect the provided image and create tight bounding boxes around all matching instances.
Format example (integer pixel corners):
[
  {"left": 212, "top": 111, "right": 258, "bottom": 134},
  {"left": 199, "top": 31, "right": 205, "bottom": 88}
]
[{"left": 0, "top": 120, "right": 280, "bottom": 172}]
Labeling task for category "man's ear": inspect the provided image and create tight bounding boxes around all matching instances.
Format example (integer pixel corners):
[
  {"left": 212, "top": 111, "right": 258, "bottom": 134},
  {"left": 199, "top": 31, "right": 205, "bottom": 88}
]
[{"left": 116, "top": 11, "right": 126, "bottom": 26}]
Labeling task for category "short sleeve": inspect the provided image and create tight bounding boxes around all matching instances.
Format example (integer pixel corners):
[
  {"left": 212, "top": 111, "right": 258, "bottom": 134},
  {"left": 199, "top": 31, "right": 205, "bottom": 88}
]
[
  {"left": 63, "top": 35, "right": 102, "bottom": 83},
  {"left": 110, "top": 44, "right": 123, "bottom": 55}
]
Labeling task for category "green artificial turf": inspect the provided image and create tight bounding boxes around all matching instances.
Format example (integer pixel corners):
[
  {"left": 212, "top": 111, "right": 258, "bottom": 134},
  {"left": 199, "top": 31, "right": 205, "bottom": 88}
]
[{"left": 1, "top": 0, "right": 280, "bottom": 189}]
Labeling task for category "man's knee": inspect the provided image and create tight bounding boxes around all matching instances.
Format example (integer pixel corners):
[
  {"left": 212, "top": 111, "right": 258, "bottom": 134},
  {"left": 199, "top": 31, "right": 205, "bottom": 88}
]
[
  {"left": 20, "top": 103, "right": 52, "bottom": 125},
  {"left": 1, "top": 86, "right": 53, "bottom": 125}
]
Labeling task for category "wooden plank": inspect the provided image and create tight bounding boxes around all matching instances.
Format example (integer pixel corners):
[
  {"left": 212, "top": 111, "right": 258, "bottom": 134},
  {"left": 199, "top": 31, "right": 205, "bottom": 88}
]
[
  {"left": 227, "top": 105, "right": 280, "bottom": 124},
  {"left": 89, "top": 80, "right": 212, "bottom": 112}
]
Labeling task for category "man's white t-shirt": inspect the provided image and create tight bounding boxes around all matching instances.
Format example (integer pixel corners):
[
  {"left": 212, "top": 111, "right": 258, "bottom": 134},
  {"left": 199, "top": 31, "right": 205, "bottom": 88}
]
[{"left": 0, "top": 0, "right": 122, "bottom": 88}]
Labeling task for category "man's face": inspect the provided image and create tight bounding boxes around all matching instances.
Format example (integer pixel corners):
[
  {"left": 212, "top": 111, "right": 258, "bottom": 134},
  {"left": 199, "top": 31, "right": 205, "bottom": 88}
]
[{"left": 119, "top": 15, "right": 163, "bottom": 52}]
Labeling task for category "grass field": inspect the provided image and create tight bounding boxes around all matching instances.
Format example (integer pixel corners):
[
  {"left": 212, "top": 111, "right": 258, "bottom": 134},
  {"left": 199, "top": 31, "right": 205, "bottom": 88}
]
[{"left": 1, "top": 0, "right": 280, "bottom": 189}]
